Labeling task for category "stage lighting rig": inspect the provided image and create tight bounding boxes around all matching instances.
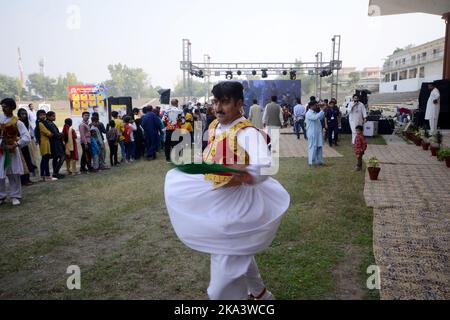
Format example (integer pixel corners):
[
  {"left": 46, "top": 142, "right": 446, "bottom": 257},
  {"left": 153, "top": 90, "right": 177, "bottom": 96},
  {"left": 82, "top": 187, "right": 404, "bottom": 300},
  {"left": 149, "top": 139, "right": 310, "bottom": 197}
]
[
  {"left": 261, "top": 69, "right": 268, "bottom": 78},
  {"left": 226, "top": 71, "right": 233, "bottom": 80},
  {"left": 289, "top": 70, "right": 297, "bottom": 80}
]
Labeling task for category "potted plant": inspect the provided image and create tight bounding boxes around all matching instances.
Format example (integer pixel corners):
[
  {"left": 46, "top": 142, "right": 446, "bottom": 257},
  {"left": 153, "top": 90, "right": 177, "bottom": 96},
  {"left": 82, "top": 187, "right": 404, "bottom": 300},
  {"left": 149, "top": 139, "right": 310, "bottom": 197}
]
[
  {"left": 414, "top": 129, "right": 423, "bottom": 146},
  {"left": 437, "top": 148, "right": 450, "bottom": 168},
  {"left": 367, "top": 157, "right": 381, "bottom": 181},
  {"left": 430, "top": 131, "right": 443, "bottom": 157},
  {"left": 421, "top": 129, "right": 431, "bottom": 150}
]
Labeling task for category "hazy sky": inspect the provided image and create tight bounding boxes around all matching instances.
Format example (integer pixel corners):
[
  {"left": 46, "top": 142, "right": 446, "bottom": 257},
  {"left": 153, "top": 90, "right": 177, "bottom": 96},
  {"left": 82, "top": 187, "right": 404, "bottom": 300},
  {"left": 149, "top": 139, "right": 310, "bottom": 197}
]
[{"left": 1, "top": 0, "right": 445, "bottom": 88}]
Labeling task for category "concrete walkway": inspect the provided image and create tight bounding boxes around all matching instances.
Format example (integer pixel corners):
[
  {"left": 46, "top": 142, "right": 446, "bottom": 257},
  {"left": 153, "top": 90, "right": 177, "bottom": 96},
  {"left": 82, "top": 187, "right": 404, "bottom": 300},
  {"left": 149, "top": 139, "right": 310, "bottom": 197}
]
[
  {"left": 278, "top": 128, "right": 343, "bottom": 158},
  {"left": 363, "top": 136, "right": 450, "bottom": 299}
]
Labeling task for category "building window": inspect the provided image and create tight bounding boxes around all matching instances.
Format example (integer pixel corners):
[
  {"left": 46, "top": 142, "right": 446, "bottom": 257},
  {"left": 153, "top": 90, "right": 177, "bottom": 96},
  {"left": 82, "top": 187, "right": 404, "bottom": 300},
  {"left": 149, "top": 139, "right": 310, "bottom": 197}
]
[
  {"left": 394, "top": 85, "right": 398, "bottom": 91},
  {"left": 409, "top": 68, "right": 417, "bottom": 79},
  {"left": 384, "top": 74, "right": 390, "bottom": 82},
  {"left": 399, "top": 70, "right": 407, "bottom": 80},
  {"left": 411, "top": 55, "right": 416, "bottom": 63},
  {"left": 422, "top": 52, "right": 427, "bottom": 60},
  {"left": 402, "top": 58, "right": 406, "bottom": 65},
  {"left": 391, "top": 72, "right": 398, "bottom": 82},
  {"left": 419, "top": 66, "right": 425, "bottom": 78}
]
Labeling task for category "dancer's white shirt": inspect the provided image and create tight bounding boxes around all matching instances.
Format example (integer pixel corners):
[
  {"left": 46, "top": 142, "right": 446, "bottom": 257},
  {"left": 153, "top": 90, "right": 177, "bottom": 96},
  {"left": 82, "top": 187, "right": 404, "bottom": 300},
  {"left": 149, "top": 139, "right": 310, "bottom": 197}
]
[{"left": 164, "top": 117, "right": 290, "bottom": 255}]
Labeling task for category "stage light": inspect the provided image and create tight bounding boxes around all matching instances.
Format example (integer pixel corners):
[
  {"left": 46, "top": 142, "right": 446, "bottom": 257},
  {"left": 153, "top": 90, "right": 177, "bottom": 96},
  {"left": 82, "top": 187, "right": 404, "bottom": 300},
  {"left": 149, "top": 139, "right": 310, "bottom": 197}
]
[
  {"left": 261, "top": 69, "right": 268, "bottom": 78},
  {"left": 252, "top": 70, "right": 257, "bottom": 76},
  {"left": 282, "top": 70, "right": 287, "bottom": 76},
  {"left": 237, "top": 70, "right": 242, "bottom": 76},
  {"left": 226, "top": 71, "right": 233, "bottom": 80},
  {"left": 290, "top": 70, "right": 297, "bottom": 80},
  {"left": 197, "top": 70, "right": 204, "bottom": 77}
]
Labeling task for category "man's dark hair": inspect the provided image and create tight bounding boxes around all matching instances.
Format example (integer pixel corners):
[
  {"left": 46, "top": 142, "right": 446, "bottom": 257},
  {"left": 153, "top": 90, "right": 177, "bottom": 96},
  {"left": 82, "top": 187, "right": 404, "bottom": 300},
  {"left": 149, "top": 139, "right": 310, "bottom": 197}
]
[
  {"left": 0, "top": 98, "right": 16, "bottom": 110},
  {"left": 82, "top": 112, "right": 90, "bottom": 117},
  {"left": 148, "top": 105, "right": 154, "bottom": 112},
  {"left": 296, "top": 98, "right": 301, "bottom": 104},
  {"left": 324, "top": 99, "right": 329, "bottom": 104},
  {"left": 310, "top": 96, "right": 316, "bottom": 102},
  {"left": 92, "top": 112, "right": 99, "bottom": 118},
  {"left": 356, "top": 125, "right": 364, "bottom": 131},
  {"left": 211, "top": 82, "right": 244, "bottom": 103},
  {"left": 46, "top": 111, "right": 56, "bottom": 117},
  {"left": 109, "top": 120, "right": 116, "bottom": 128},
  {"left": 142, "top": 107, "right": 148, "bottom": 114},
  {"left": 111, "top": 111, "right": 119, "bottom": 118},
  {"left": 253, "top": 99, "right": 258, "bottom": 104},
  {"left": 271, "top": 96, "right": 278, "bottom": 102},
  {"left": 132, "top": 108, "right": 140, "bottom": 114},
  {"left": 65, "top": 118, "right": 72, "bottom": 126},
  {"left": 123, "top": 116, "right": 131, "bottom": 123}
]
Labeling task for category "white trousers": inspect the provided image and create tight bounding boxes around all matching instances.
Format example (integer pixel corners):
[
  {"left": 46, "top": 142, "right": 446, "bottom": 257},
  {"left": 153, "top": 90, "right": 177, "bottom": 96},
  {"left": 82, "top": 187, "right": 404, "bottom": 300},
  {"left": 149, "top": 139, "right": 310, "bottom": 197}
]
[
  {"left": 207, "top": 255, "right": 266, "bottom": 300},
  {"left": 429, "top": 118, "right": 438, "bottom": 135},
  {"left": 0, "top": 175, "right": 22, "bottom": 200}
]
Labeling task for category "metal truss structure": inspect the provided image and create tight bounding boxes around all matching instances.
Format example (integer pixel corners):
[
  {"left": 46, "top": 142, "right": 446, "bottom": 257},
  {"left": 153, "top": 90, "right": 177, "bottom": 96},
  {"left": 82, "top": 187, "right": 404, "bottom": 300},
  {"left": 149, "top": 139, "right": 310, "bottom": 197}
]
[{"left": 180, "top": 35, "right": 342, "bottom": 102}]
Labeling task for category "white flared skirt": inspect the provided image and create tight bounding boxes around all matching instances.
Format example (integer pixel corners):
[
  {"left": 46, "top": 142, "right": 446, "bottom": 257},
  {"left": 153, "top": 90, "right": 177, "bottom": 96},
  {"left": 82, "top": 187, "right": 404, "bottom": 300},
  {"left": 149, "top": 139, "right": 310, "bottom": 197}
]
[{"left": 164, "top": 169, "right": 290, "bottom": 255}]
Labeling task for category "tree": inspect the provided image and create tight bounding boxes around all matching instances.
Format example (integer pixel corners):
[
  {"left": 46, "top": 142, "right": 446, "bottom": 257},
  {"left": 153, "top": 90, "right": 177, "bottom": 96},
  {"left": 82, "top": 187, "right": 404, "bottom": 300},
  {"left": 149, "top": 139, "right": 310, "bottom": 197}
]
[
  {"left": 26, "top": 73, "right": 56, "bottom": 100},
  {"left": 0, "top": 74, "right": 20, "bottom": 100},
  {"left": 172, "top": 79, "right": 209, "bottom": 98},
  {"left": 349, "top": 72, "right": 361, "bottom": 85},
  {"left": 53, "top": 72, "right": 80, "bottom": 100},
  {"left": 105, "top": 64, "right": 150, "bottom": 99}
]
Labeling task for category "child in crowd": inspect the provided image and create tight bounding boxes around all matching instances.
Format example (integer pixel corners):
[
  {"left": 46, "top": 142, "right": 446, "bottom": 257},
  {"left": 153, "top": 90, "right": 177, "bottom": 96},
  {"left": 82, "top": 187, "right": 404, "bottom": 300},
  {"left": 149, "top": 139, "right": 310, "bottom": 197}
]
[
  {"left": 123, "top": 116, "right": 134, "bottom": 163},
  {"left": 63, "top": 118, "right": 80, "bottom": 175},
  {"left": 90, "top": 129, "right": 100, "bottom": 171},
  {"left": 106, "top": 120, "right": 120, "bottom": 167},
  {"left": 354, "top": 125, "right": 367, "bottom": 171}
]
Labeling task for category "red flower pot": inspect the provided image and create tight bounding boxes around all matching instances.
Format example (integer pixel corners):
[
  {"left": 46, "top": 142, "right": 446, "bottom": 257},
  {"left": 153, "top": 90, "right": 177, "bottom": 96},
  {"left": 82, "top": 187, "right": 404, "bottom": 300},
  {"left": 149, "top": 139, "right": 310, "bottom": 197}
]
[
  {"left": 414, "top": 138, "right": 422, "bottom": 146},
  {"left": 430, "top": 146, "right": 440, "bottom": 157},
  {"left": 422, "top": 141, "right": 430, "bottom": 150},
  {"left": 368, "top": 167, "right": 381, "bottom": 181},
  {"left": 445, "top": 157, "right": 450, "bottom": 168}
]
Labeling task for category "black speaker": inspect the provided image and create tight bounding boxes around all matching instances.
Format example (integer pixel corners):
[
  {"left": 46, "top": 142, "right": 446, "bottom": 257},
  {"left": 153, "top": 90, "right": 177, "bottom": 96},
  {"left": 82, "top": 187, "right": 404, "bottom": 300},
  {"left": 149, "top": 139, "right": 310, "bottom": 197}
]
[
  {"left": 355, "top": 89, "right": 370, "bottom": 106},
  {"left": 158, "top": 89, "right": 171, "bottom": 105},
  {"left": 419, "top": 80, "right": 450, "bottom": 129}
]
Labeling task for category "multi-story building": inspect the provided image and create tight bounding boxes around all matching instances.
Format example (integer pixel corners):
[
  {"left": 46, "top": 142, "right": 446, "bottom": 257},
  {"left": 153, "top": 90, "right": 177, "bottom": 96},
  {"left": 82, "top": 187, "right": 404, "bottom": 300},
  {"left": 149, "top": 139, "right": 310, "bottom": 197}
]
[
  {"left": 358, "top": 67, "right": 381, "bottom": 92},
  {"left": 380, "top": 37, "right": 444, "bottom": 93}
]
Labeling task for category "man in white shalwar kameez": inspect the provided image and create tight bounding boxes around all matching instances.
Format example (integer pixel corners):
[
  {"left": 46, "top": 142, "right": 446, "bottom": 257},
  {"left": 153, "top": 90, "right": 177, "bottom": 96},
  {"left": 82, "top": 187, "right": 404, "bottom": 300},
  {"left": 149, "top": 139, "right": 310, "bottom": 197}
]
[
  {"left": 164, "top": 82, "right": 290, "bottom": 300},
  {"left": 347, "top": 95, "right": 367, "bottom": 144},
  {"left": 425, "top": 82, "right": 440, "bottom": 135},
  {"left": 305, "top": 101, "right": 325, "bottom": 166},
  {"left": 0, "top": 98, "right": 31, "bottom": 206}
]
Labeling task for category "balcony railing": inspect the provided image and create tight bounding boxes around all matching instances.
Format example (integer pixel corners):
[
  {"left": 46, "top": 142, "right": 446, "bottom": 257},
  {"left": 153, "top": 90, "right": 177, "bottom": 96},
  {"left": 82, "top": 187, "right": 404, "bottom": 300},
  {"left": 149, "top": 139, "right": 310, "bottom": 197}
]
[{"left": 382, "top": 51, "right": 444, "bottom": 72}]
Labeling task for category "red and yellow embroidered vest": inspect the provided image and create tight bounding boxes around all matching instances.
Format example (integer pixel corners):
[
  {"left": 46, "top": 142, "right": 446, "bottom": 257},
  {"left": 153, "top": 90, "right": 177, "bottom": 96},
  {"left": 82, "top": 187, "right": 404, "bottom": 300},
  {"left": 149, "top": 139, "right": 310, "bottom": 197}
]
[
  {"left": 0, "top": 116, "right": 19, "bottom": 155},
  {"left": 203, "top": 119, "right": 254, "bottom": 186}
]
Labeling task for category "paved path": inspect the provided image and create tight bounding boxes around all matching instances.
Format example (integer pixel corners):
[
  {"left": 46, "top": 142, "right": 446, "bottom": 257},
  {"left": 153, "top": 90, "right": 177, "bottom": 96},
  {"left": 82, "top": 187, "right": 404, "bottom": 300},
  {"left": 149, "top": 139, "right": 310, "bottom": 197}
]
[
  {"left": 278, "top": 128, "right": 343, "bottom": 158},
  {"left": 363, "top": 137, "right": 450, "bottom": 299}
]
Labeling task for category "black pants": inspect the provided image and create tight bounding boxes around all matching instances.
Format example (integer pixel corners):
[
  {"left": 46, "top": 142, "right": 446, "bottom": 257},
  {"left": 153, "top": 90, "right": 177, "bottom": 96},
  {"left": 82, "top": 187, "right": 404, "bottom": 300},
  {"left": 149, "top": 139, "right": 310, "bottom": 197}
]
[
  {"left": 328, "top": 126, "right": 339, "bottom": 146},
  {"left": 165, "top": 130, "right": 174, "bottom": 161},
  {"left": 124, "top": 141, "right": 133, "bottom": 161},
  {"left": 40, "top": 154, "right": 51, "bottom": 177},
  {"left": 80, "top": 143, "right": 93, "bottom": 171},
  {"left": 357, "top": 154, "right": 363, "bottom": 169},
  {"left": 108, "top": 142, "right": 119, "bottom": 166},
  {"left": 52, "top": 154, "right": 65, "bottom": 176}
]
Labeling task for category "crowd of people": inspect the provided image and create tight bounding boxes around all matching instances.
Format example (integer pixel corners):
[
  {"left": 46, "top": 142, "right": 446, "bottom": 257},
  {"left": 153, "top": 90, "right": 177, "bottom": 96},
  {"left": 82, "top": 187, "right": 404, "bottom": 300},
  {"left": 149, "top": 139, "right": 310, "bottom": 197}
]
[{"left": 0, "top": 91, "right": 370, "bottom": 206}]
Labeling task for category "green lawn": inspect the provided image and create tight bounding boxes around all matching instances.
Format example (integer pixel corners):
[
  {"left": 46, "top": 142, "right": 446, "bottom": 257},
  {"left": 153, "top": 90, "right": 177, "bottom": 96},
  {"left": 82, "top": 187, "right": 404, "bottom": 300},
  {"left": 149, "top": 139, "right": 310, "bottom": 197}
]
[{"left": 0, "top": 134, "right": 379, "bottom": 299}]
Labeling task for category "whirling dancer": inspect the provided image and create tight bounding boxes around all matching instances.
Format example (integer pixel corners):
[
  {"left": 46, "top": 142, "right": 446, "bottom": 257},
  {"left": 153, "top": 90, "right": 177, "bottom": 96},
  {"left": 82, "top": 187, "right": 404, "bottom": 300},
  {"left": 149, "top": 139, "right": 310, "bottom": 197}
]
[{"left": 164, "top": 82, "right": 290, "bottom": 300}]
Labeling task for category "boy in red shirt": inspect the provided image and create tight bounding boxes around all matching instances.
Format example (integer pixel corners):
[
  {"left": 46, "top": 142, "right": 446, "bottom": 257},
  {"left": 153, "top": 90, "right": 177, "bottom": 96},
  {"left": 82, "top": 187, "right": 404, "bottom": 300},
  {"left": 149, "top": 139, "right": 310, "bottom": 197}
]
[{"left": 354, "top": 125, "right": 367, "bottom": 171}]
